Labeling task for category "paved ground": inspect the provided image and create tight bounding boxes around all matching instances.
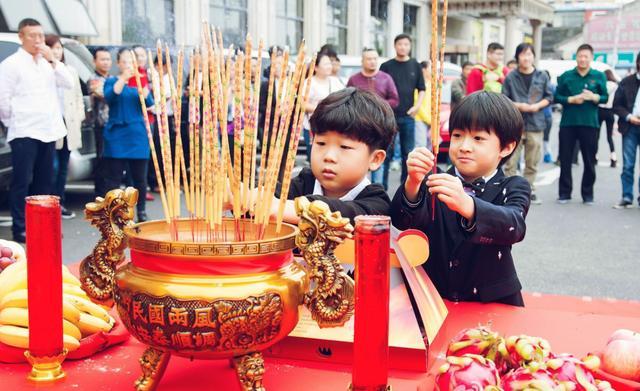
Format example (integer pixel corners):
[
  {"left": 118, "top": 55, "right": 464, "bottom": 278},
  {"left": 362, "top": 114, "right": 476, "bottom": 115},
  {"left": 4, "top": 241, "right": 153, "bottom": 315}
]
[{"left": 1, "top": 114, "right": 638, "bottom": 300}]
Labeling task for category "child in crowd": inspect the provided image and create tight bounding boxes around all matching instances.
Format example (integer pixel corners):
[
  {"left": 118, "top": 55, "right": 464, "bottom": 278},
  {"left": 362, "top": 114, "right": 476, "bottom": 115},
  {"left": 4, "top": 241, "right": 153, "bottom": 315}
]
[
  {"left": 269, "top": 87, "right": 396, "bottom": 224},
  {"left": 390, "top": 91, "right": 531, "bottom": 306}
]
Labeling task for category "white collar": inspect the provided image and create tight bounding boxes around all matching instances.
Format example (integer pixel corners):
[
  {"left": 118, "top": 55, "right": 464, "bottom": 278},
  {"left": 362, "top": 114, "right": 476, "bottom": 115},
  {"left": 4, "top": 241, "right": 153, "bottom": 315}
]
[
  {"left": 454, "top": 167, "right": 498, "bottom": 183},
  {"left": 313, "top": 176, "right": 371, "bottom": 201}
]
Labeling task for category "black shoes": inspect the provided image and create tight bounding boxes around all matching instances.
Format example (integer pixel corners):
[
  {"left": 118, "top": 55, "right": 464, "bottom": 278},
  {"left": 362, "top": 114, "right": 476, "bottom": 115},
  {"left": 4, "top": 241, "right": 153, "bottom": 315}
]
[
  {"left": 61, "top": 206, "right": 76, "bottom": 219},
  {"left": 137, "top": 211, "right": 148, "bottom": 223},
  {"left": 13, "top": 232, "right": 26, "bottom": 243}
]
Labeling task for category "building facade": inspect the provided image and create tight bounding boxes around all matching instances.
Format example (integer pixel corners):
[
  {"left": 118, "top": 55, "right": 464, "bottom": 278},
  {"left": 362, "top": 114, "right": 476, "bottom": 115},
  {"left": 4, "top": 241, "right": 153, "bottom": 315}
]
[{"left": 81, "top": 0, "right": 551, "bottom": 65}]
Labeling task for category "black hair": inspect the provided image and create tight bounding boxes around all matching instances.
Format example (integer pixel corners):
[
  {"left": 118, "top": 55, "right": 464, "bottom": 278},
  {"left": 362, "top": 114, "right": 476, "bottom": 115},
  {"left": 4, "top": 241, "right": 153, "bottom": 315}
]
[
  {"left": 93, "top": 46, "right": 110, "bottom": 60},
  {"left": 394, "top": 34, "right": 412, "bottom": 44},
  {"left": 604, "top": 69, "right": 617, "bottom": 83},
  {"left": 18, "top": 18, "right": 40, "bottom": 31},
  {"left": 515, "top": 43, "right": 535, "bottom": 62},
  {"left": 44, "top": 34, "right": 64, "bottom": 63},
  {"left": 506, "top": 59, "right": 517, "bottom": 67},
  {"left": 315, "top": 51, "right": 332, "bottom": 67},
  {"left": 362, "top": 47, "right": 378, "bottom": 54},
  {"left": 487, "top": 42, "right": 504, "bottom": 52},
  {"left": 637, "top": 52, "right": 640, "bottom": 72},
  {"left": 117, "top": 47, "right": 132, "bottom": 62},
  {"left": 449, "top": 91, "right": 523, "bottom": 165},
  {"left": 462, "top": 61, "right": 474, "bottom": 68},
  {"left": 268, "top": 45, "right": 284, "bottom": 57},
  {"left": 319, "top": 44, "right": 338, "bottom": 59},
  {"left": 310, "top": 88, "right": 397, "bottom": 151},
  {"left": 420, "top": 60, "right": 430, "bottom": 69},
  {"left": 577, "top": 44, "right": 594, "bottom": 54}
]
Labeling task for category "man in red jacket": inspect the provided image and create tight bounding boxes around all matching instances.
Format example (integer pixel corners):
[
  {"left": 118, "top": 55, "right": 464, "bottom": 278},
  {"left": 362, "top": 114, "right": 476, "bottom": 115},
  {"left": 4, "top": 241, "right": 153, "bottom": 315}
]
[{"left": 466, "top": 42, "right": 509, "bottom": 94}]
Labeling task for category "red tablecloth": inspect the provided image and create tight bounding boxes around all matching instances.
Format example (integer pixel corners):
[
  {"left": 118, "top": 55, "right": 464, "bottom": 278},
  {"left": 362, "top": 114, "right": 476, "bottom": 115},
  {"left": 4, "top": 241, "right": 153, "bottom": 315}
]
[{"left": 1, "top": 292, "right": 639, "bottom": 390}]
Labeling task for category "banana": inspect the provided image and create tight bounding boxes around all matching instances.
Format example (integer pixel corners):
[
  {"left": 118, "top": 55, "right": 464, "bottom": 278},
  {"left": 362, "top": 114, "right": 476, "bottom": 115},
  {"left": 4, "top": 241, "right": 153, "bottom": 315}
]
[
  {"left": 0, "top": 289, "right": 81, "bottom": 324},
  {"left": 76, "top": 313, "right": 112, "bottom": 337},
  {"left": 0, "top": 261, "right": 27, "bottom": 301},
  {"left": 0, "top": 263, "right": 82, "bottom": 302},
  {"left": 0, "top": 307, "right": 82, "bottom": 341},
  {"left": 63, "top": 283, "right": 91, "bottom": 299},
  {"left": 61, "top": 265, "right": 82, "bottom": 287},
  {"left": 64, "top": 294, "right": 111, "bottom": 324},
  {"left": 0, "top": 325, "right": 79, "bottom": 351}
]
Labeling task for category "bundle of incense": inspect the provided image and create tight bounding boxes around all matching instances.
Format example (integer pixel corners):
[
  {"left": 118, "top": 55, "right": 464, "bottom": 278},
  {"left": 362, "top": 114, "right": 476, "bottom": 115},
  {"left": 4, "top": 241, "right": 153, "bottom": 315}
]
[
  {"left": 435, "top": 0, "right": 449, "bottom": 158},
  {"left": 154, "top": 43, "right": 176, "bottom": 223},
  {"left": 232, "top": 52, "right": 244, "bottom": 222},
  {"left": 148, "top": 50, "right": 174, "bottom": 223},
  {"left": 254, "top": 48, "right": 290, "bottom": 228},
  {"left": 131, "top": 52, "right": 170, "bottom": 224},
  {"left": 258, "top": 45, "right": 307, "bottom": 233},
  {"left": 248, "top": 40, "right": 265, "bottom": 218},
  {"left": 241, "top": 35, "right": 253, "bottom": 213},
  {"left": 165, "top": 47, "right": 191, "bottom": 216},
  {"left": 187, "top": 50, "right": 196, "bottom": 226},
  {"left": 275, "top": 53, "right": 316, "bottom": 233},
  {"left": 253, "top": 49, "right": 278, "bottom": 226}
]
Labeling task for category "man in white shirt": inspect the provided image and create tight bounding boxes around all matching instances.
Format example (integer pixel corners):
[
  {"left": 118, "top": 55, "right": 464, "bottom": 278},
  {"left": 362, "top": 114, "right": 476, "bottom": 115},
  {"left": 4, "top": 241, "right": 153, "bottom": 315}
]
[{"left": 0, "top": 18, "right": 73, "bottom": 242}]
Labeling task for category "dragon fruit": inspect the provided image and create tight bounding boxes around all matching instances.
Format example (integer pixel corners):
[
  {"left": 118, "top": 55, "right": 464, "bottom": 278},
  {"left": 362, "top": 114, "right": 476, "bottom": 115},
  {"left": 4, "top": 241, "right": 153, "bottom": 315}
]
[
  {"left": 505, "top": 335, "right": 552, "bottom": 369},
  {"left": 545, "top": 354, "right": 614, "bottom": 391},
  {"left": 436, "top": 354, "right": 501, "bottom": 391},
  {"left": 447, "top": 326, "right": 508, "bottom": 372},
  {"left": 501, "top": 366, "right": 560, "bottom": 391}
]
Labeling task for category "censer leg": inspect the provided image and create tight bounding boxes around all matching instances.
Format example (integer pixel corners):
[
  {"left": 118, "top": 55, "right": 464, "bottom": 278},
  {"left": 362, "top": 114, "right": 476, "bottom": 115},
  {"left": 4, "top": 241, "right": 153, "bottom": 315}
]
[
  {"left": 134, "top": 347, "right": 171, "bottom": 391},
  {"left": 233, "top": 352, "right": 266, "bottom": 391}
]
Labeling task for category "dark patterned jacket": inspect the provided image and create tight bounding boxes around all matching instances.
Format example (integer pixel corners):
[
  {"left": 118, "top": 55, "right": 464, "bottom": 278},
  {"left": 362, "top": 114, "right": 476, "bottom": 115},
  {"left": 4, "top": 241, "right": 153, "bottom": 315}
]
[{"left": 390, "top": 168, "right": 531, "bottom": 306}]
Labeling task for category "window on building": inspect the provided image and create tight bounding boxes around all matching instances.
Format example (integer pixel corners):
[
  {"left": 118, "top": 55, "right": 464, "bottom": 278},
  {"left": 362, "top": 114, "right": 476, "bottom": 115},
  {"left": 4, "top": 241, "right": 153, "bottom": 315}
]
[
  {"left": 0, "top": 0, "right": 57, "bottom": 33},
  {"left": 209, "top": 0, "right": 248, "bottom": 48},
  {"left": 327, "top": 0, "right": 348, "bottom": 54},
  {"left": 44, "top": 0, "right": 98, "bottom": 36},
  {"left": 276, "top": 0, "right": 304, "bottom": 53},
  {"left": 370, "top": 0, "right": 388, "bottom": 56},
  {"left": 122, "top": 0, "right": 175, "bottom": 46},
  {"left": 403, "top": 4, "right": 418, "bottom": 40}
]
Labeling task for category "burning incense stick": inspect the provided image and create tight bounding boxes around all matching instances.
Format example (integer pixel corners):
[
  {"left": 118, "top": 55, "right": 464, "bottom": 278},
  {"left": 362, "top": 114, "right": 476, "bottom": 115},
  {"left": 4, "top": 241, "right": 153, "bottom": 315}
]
[
  {"left": 131, "top": 52, "right": 170, "bottom": 224},
  {"left": 276, "top": 53, "right": 315, "bottom": 232}
]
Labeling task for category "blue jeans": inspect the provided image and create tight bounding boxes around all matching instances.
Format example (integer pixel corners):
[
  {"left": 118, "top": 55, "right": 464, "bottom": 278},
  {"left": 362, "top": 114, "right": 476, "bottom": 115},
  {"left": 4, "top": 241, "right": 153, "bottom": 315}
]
[
  {"left": 371, "top": 116, "right": 415, "bottom": 190},
  {"left": 621, "top": 126, "right": 640, "bottom": 203},
  {"left": 53, "top": 137, "right": 70, "bottom": 204}
]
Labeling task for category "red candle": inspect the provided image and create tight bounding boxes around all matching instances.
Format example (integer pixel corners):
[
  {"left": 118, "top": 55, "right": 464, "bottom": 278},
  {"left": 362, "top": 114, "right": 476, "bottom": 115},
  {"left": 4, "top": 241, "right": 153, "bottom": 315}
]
[
  {"left": 26, "top": 196, "right": 63, "bottom": 358},
  {"left": 352, "top": 215, "right": 391, "bottom": 390}
]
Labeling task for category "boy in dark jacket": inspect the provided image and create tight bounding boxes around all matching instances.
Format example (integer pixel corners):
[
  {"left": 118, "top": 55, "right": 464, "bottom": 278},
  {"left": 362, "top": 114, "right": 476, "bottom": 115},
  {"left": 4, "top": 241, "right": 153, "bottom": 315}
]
[
  {"left": 390, "top": 92, "right": 531, "bottom": 306},
  {"left": 269, "top": 87, "right": 396, "bottom": 224}
]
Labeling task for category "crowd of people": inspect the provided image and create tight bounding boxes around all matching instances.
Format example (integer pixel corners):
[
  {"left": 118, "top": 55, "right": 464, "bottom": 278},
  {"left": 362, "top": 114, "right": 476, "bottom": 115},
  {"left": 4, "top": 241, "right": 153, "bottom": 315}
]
[{"left": 0, "top": 16, "right": 639, "bottom": 248}]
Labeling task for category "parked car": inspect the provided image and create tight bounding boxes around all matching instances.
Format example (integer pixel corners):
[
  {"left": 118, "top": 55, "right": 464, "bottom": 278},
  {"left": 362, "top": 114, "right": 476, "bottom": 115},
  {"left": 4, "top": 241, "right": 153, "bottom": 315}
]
[
  {"left": 0, "top": 33, "right": 98, "bottom": 200},
  {"left": 538, "top": 59, "right": 619, "bottom": 85}
]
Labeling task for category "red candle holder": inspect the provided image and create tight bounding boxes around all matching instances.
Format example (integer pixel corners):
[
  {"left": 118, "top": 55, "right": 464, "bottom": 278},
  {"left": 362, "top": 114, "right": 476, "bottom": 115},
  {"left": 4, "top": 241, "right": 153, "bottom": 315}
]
[
  {"left": 25, "top": 195, "right": 66, "bottom": 382},
  {"left": 351, "top": 215, "right": 392, "bottom": 391}
]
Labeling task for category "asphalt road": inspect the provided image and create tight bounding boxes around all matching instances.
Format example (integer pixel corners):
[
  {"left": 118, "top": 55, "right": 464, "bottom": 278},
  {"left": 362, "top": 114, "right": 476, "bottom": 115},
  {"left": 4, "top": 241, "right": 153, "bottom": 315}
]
[{"left": 1, "top": 114, "right": 638, "bottom": 300}]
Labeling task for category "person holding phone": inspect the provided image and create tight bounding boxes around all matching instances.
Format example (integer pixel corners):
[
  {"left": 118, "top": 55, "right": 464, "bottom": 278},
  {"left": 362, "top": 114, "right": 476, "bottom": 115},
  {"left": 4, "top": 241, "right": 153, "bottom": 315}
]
[{"left": 102, "top": 48, "right": 154, "bottom": 222}]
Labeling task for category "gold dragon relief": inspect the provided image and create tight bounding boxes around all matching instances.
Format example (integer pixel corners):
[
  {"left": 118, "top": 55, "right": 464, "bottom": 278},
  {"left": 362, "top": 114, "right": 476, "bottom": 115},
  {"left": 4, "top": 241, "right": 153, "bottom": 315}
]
[{"left": 114, "top": 288, "right": 284, "bottom": 352}]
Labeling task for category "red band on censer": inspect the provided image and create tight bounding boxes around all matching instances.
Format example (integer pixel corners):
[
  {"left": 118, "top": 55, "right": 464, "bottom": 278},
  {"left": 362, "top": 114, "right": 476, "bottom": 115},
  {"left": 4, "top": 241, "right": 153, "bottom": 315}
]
[{"left": 130, "top": 249, "right": 294, "bottom": 275}]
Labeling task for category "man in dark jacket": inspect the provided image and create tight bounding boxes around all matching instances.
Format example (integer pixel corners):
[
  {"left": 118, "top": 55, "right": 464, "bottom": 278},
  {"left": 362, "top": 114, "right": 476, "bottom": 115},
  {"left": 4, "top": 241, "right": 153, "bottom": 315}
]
[
  {"left": 502, "top": 43, "right": 553, "bottom": 205},
  {"left": 612, "top": 53, "right": 640, "bottom": 208}
]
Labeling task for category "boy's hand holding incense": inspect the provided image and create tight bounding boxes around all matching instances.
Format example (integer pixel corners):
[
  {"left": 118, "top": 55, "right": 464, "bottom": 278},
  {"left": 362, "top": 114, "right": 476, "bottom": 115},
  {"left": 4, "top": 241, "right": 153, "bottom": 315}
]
[
  {"left": 426, "top": 174, "right": 475, "bottom": 221},
  {"left": 405, "top": 147, "right": 435, "bottom": 203}
]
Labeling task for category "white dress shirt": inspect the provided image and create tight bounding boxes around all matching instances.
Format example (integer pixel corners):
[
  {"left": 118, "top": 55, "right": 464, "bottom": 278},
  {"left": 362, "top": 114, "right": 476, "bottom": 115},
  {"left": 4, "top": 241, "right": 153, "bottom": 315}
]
[
  {"left": 313, "top": 176, "right": 371, "bottom": 201},
  {"left": 0, "top": 47, "right": 73, "bottom": 143}
]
